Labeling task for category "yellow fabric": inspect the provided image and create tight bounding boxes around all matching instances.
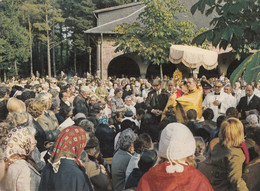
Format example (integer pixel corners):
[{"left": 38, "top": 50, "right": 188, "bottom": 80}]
[
  {"left": 161, "top": 93, "right": 177, "bottom": 120},
  {"left": 176, "top": 87, "right": 203, "bottom": 123},
  {"left": 162, "top": 87, "right": 203, "bottom": 123}
]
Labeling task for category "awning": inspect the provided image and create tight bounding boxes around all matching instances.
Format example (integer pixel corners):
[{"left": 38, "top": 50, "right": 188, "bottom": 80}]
[{"left": 169, "top": 45, "right": 218, "bottom": 70}]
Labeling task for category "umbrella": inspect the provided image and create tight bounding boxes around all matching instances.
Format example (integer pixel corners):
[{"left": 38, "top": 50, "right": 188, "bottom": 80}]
[
  {"left": 230, "top": 51, "right": 260, "bottom": 86},
  {"left": 169, "top": 45, "right": 218, "bottom": 70}
]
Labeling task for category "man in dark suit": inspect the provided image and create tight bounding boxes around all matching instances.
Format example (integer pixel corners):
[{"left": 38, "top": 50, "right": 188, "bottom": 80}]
[
  {"left": 145, "top": 79, "right": 169, "bottom": 124},
  {"left": 237, "top": 85, "right": 260, "bottom": 120}
]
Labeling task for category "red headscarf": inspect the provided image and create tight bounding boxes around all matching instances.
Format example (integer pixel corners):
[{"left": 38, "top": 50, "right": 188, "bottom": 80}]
[{"left": 48, "top": 126, "right": 88, "bottom": 173}]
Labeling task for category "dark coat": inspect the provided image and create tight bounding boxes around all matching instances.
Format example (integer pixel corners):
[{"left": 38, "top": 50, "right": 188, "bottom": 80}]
[
  {"left": 32, "top": 119, "right": 46, "bottom": 153},
  {"left": 39, "top": 159, "right": 92, "bottom": 191},
  {"left": 145, "top": 89, "right": 169, "bottom": 123},
  {"left": 125, "top": 168, "right": 145, "bottom": 189},
  {"left": 95, "top": 124, "right": 116, "bottom": 158},
  {"left": 73, "top": 94, "right": 89, "bottom": 117},
  {"left": 237, "top": 95, "right": 260, "bottom": 120}
]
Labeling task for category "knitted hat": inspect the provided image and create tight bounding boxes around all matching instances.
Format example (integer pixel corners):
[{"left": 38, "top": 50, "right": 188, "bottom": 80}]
[
  {"left": 159, "top": 123, "right": 195, "bottom": 173},
  {"left": 138, "top": 149, "right": 158, "bottom": 172}
]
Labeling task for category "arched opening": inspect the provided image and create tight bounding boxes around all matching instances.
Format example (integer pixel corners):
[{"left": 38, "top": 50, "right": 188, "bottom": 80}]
[
  {"left": 198, "top": 66, "right": 220, "bottom": 79},
  {"left": 146, "top": 62, "right": 177, "bottom": 79},
  {"left": 108, "top": 55, "right": 140, "bottom": 78}
]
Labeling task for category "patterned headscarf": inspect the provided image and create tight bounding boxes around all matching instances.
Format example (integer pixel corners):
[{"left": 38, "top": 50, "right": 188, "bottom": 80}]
[
  {"left": 48, "top": 126, "right": 88, "bottom": 173},
  {"left": 98, "top": 115, "right": 108, "bottom": 125},
  {"left": 2, "top": 126, "right": 35, "bottom": 166}
]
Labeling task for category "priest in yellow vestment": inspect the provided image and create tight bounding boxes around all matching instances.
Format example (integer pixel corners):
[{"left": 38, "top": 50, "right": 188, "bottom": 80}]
[{"left": 162, "top": 77, "right": 203, "bottom": 123}]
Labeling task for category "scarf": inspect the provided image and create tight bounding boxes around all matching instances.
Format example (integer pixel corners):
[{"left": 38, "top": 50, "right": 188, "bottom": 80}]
[{"left": 48, "top": 126, "right": 88, "bottom": 173}]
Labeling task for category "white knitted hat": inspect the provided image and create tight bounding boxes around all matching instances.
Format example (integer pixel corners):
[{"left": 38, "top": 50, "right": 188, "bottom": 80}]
[{"left": 159, "top": 123, "right": 196, "bottom": 160}]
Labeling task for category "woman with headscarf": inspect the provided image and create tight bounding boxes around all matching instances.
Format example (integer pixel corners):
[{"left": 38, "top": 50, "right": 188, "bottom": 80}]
[
  {"left": 137, "top": 123, "right": 213, "bottom": 191},
  {"left": 39, "top": 126, "right": 92, "bottom": 191},
  {"left": 2, "top": 126, "right": 41, "bottom": 191}
]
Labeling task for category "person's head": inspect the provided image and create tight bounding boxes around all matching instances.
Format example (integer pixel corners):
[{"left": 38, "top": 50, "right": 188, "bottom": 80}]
[
  {"left": 246, "top": 85, "right": 254, "bottom": 97},
  {"left": 121, "top": 119, "right": 136, "bottom": 132},
  {"left": 124, "top": 96, "right": 132, "bottom": 106},
  {"left": 187, "top": 109, "right": 197, "bottom": 121},
  {"left": 0, "top": 99, "right": 9, "bottom": 122},
  {"left": 246, "top": 114, "right": 259, "bottom": 127},
  {"left": 7, "top": 97, "right": 26, "bottom": 113},
  {"left": 85, "top": 136, "right": 100, "bottom": 158},
  {"left": 202, "top": 108, "right": 214, "bottom": 121},
  {"left": 36, "top": 91, "right": 52, "bottom": 110},
  {"left": 125, "top": 84, "right": 131, "bottom": 91},
  {"left": 213, "top": 81, "right": 223, "bottom": 93},
  {"left": 0, "top": 85, "right": 10, "bottom": 99},
  {"left": 50, "top": 97, "right": 60, "bottom": 114},
  {"left": 247, "top": 128, "right": 260, "bottom": 155},
  {"left": 194, "top": 136, "right": 206, "bottom": 156},
  {"left": 78, "top": 119, "right": 95, "bottom": 134},
  {"left": 159, "top": 123, "right": 196, "bottom": 173},
  {"left": 134, "top": 133, "right": 153, "bottom": 154},
  {"left": 219, "top": 117, "right": 244, "bottom": 148},
  {"left": 234, "top": 82, "right": 240, "bottom": 89},
  {"left": 59, "top": 90, "right": 68, "bottom": 103},
  {"left": 257, "top": 81, "right": 260, "bottom": 91},
  {"left": 115, "top": 111, "right": 124, "bottom": 123},
  {"left": 152, "top": 79, "right": 161, "bottom": 92},
  {"left": 20, "top": 90, "right": 35, "bottom": 102},
  {"left": 114, "top": 88, "right": 123, "bottom": 98},
  {"left": 225, "top": 107, "right": 238, "bottom": 118},
  {"left": 89, "top": 95, "right": 98, "bottom": 105},
  {"left": 167, "top": 80, "right": 175, "bottom": 92},
  {"left": 224, "top": 84, "right": 232, "bottom": 95},
  {"left": 80, "top": 86, "right": 90, "bottom": 99},
  {"left": 2, "top": 126, "right": 37, "bottom": 167},
  {"left": 27, "top": 99, "right": 45, "bottom": 119},
  {"left": 6, "top": 112, "right": 30, "bottom": 128},
  {"left": 138, "top": 149, "right": 158, "bottom": 172},
  {"left": 50, "top": 78, "right": 58, "bottom": 87},
  {"left": 41, "top": 82, "right": 49, "bottom": 91},
  {"left": 136, "top": 108, "right": 145, "bottom": 121},
  {"left": 118, "top": 128, "right": 137, "bottom": 152},
  {"left": 187, "top": 77, "right": 197, "bottom": 91},
  {"left": 48, "top": 126, "right": 89, "bottom": 172}
]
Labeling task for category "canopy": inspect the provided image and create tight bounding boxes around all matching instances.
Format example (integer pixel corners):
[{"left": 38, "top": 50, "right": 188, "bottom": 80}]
[
  {"left": 230, "top": 51, "right": 260, "bottom": 86},
  {"left": 169, "top": 45, "right": 218, "bottom": 70}
]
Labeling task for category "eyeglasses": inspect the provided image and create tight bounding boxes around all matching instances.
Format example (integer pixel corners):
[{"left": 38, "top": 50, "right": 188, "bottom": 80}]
[
  {"left": 214, "top": 86, "right": 222, "bottom": 88},
  {"left": 153, "top": 84, "right": 160, "bottom": 87}
]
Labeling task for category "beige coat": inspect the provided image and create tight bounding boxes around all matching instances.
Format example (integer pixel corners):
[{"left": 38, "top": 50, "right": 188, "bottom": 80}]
[
  {"left": 210, "top": 143, "right": 248, "bottom": 191},
  {"left": 4, "top": 160, "right": 41, "bottom": 191}
]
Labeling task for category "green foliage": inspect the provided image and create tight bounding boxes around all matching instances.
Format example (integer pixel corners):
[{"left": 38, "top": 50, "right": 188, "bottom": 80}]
[
  {"left": 114, "top": 0, "right": 201, "bottom": 66},
  {"left": 93, "top": 0, "right": 132, "bottom": 9},
  {"left": 191, "top": 0, "right": 260, "bottom": 54},
  {"left": 0, "top": 0, "right": 30, "bottom": 74},
  {"left": 230, "top": 51, "right": 260, "bottom": 86}
]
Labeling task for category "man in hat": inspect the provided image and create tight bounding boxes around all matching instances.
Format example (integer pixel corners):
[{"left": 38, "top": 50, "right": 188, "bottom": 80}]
[
  {"left": 203, "top": 81, "right": 230, "bottom": 122},
  {"left": 202, "top": 82, "right": 212, "bottom": 100},
  {"left": 145, "top": 79, "right": 169, "bottom": 123}
]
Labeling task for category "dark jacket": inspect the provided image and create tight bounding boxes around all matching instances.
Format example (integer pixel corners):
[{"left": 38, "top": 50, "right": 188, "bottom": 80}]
[
  {"left": 95, "top": 124, "right": 116, "bottom": 158},
  {"left": 73, "top": 94, "right": 89, "bottom": 117},
  {"left": 237, "top": 95, "right": 260, "bottom": 120},
  {"left": 32, "top": 119, "right": 47, "bottom": 153},
  {"left": 125, "top": 168, "right": 145, "bottom": 189},
  {"left": 39, "top": 159, "right": 92, "bottom": 191}
]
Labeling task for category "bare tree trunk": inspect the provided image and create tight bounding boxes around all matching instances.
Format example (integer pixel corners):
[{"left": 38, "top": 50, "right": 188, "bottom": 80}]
[
  {"left": 46, "top": 9, "right": 51, "bottom": 77},
  {"left": 160, "top": 63, "right": 163, "bottom": 80},
  {"left": 52, "top": 25, "right": 56, "bottom": 77},
  {"left": 14, "top": 60, "right": 18, "bottom": 76},
  {"left": 74, "top": 47, "right": 77, "bottom": 75},
  {"left": 59, "top": 23, "right": 63, "bottom": 71},
  {"left": 28, "top": 17, "right": 33, "bottom": 76}
]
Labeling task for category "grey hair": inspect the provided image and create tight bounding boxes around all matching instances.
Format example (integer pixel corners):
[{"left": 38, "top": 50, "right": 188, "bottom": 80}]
[
  {"left": 81, "top": 86, "right": 90, "bottom": 93},
  {"left": 79, "top": 119, "right": 95, "bottom": 133}
]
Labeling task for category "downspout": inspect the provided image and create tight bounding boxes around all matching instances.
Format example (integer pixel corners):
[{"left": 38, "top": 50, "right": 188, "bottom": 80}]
[{"left": 100, "top": 33, "right": 103, "bottom": 80}]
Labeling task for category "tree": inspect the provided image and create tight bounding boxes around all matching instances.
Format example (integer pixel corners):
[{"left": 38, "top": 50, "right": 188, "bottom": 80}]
[
  {"left": 33, "top": 0, "right": 64, "bottom": 77},
  {"left": 113, "top": 0, "right": 199, "bottom": 79},
  {"left": 20, "top": 0, "right": 41, "bottom": 76},
  {"left": 0, "top": 0, "right": 30, "bottom": 77},
  {"left": 191, "top": 0, "right": 260, "bottom": 58}
]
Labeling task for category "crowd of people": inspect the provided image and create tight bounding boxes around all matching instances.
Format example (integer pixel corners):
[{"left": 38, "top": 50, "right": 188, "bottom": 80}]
[{"left": 0, "top": 71, "right": 260, "bottom": 191}]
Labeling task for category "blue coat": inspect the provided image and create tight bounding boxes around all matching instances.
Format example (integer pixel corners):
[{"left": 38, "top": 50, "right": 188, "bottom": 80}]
[{"left": 39, "top": 159, "right": 92, "bottom": 191}]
